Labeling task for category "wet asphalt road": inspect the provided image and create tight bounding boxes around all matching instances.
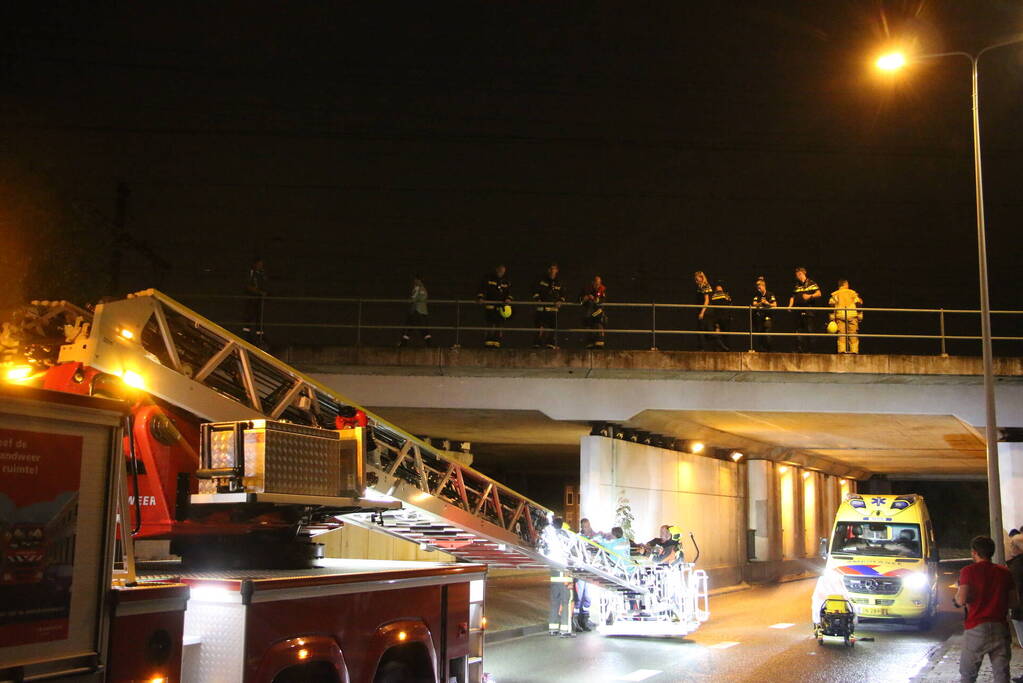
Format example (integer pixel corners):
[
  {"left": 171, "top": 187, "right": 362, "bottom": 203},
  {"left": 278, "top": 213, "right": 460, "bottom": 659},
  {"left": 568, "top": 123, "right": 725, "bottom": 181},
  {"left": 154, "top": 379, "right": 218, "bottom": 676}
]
[{"left": 485, "top": 561, "right": 968, "bottom": 683}]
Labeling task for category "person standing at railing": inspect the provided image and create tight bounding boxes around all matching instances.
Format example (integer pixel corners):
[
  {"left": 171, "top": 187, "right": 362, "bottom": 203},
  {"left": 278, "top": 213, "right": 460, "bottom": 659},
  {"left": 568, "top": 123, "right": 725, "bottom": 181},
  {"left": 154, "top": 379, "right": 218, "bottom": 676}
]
[
  {"left": 788, "top": 266, "right": 822, "bottom": 353},
  {"left": 242, "top": 257, "right": 267, "bottom": 346},
  {"left": 828, "top": 279, "right": 863, "bottom": 354},
  {"left": 751, "top": 276, "right": 778, "bottom": 352},
  {"left": 477, "top": 265, "right": 512, "bottom": 349},
  {"left": 710, "top": 281, "right": 733, "bottom": 351},
  {"left": 398, "top": 274, "right": 432, "bottom": 348},
  {"left": 532, "top": 263, "right": 565, "bottom": 349},
  {"left": 580, "top": 276, "right": 607, "bottom": 349},
  {"left": 693, "top": 271, "right": 714, "bottom": 351}
]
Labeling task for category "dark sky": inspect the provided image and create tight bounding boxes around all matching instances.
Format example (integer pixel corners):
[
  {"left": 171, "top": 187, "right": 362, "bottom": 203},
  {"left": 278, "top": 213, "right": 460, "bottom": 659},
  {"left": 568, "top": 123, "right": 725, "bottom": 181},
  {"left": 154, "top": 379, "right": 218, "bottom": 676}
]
[{"left": 3, "top": 2, "right": 1022, "bottom": 331}]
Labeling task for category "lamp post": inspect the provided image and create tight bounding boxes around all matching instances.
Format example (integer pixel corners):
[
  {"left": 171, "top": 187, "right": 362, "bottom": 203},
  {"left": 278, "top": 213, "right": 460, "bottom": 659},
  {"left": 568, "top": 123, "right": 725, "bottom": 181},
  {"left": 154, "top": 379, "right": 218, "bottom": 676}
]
[{"left": 877, "top": 37, "right": 1023, "bottom": 562}]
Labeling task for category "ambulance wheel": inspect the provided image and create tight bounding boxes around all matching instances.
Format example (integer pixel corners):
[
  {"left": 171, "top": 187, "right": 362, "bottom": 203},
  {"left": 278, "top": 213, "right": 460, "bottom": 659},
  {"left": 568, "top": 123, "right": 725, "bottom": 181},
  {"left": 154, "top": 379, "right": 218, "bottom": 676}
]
[{"left": 817, "top": 636, "right": 824, "bottom": 645}]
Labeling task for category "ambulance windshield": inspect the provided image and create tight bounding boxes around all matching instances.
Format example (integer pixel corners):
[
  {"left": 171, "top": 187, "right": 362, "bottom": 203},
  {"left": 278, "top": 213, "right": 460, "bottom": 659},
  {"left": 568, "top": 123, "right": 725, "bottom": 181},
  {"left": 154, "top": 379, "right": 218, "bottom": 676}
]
[{"left": 830, "top": 522, "right": 922, "bottom": 558}]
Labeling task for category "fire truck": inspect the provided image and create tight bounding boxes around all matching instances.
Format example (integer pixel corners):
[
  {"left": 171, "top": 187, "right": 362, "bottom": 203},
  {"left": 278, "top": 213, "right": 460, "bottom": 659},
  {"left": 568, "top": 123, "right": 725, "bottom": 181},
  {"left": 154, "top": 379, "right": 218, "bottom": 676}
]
[
  {"left": 1, "top": 523, "right": 46, "bottom": 585},
  {"left": 0, "top": 290, "right": 709, "bottom": 682}
]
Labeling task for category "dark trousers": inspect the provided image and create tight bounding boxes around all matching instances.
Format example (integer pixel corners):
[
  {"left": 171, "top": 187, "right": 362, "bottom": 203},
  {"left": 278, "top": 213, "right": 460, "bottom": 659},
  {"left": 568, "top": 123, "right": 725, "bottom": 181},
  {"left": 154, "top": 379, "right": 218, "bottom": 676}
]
[
  {"left": 242, "top": 295, "right": 265, "bottom": 344},
  {"left": 696, "top": 313, "right": 714, "bottom": 350},
  {"left": 400, "top": 311, "right": 431, "bottom": 345},
  {"left": 484, "top": 306, "right": 504, "bottom": 346},
  {"left": 753, "top": 316, "right": 773, "bottom": 351},
  {"left": 534, "top": 310, "right": 558, "bottom": 347},
  {"left": 713, "top": 313, "right": 731, "bottom": 351},
  {"left": 796, "top": 312, "right": 816, "bottom": 352},
  {"left": 549, "top": 573, "right": 573, "bottom": 633},
  {"left": 584, "top": 313, "right": 606, "bottom": 348}
]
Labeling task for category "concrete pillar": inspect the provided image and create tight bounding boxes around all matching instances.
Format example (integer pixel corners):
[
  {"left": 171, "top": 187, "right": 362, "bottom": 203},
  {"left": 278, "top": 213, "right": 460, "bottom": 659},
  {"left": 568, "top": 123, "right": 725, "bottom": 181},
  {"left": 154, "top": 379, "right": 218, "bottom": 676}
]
[
  {"left": 747, "top": 459, "right": 773, "bottom": 561},
  {"left": 998, "top": 440, "right": 1023, "bottom": 534}
]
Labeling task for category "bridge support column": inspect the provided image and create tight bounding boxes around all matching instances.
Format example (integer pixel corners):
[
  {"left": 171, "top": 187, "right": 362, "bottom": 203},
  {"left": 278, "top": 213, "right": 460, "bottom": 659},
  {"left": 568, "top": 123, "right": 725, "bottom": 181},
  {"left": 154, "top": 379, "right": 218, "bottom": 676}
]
[
  {"left": 998, "top": 437, "right": 1023, "bottom": 535},
  {"left": 746, "top": 459, "right": 777, "bottom": 563}
]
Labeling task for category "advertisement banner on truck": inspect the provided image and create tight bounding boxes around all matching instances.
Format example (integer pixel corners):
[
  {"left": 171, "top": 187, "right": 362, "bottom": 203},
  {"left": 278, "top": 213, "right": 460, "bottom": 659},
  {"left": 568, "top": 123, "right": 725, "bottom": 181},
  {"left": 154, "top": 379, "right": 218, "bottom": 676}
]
[{"left": 0, "top": 428, "right": 83, "bottom": 647}]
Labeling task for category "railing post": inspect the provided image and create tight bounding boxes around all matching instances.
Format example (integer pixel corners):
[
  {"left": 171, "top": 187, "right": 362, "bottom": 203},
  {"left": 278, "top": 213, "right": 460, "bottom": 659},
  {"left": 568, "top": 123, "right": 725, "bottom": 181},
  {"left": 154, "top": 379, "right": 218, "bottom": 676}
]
[
  {"left": 748, "top": 305, "right": 754, "bottom": 352},
  {"left": 651, "top": 302, "right": 657, "bottom": 351},
  {"left": 939, "top": 308, "right": 947, "bottom": 357},
  {"left": 454, "top": 300, "right": 461, "bottom": 349},
  {"left": 356, "top": 301, "right": 363, "bottom": 348}
]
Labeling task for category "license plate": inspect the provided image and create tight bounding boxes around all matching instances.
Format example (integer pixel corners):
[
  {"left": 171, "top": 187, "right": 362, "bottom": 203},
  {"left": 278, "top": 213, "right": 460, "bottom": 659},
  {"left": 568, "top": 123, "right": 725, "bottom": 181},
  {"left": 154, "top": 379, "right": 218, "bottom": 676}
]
[{"left": 858, "top": 607, "right": 889, "bottom": 616}]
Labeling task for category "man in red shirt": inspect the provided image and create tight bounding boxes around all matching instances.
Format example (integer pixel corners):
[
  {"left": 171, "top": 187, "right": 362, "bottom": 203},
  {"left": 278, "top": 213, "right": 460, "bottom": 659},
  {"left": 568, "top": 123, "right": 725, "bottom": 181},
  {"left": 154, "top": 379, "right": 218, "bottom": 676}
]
[{"left": 955, "top": 536, "right": 1019, "bottom": 683}]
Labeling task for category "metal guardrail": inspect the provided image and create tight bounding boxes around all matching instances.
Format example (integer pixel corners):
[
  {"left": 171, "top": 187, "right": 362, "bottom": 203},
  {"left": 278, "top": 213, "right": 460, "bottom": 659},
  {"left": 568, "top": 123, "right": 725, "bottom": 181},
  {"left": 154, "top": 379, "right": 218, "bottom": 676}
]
[{"left": 180, "top": 294, "right": 1023, "bottom": 356}]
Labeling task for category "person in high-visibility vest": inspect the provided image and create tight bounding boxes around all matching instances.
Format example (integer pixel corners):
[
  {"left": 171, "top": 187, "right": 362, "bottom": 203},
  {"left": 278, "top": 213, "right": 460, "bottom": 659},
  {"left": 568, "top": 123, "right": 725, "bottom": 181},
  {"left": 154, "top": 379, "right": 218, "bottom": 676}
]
[
  {"left": 828, "top": 279, "right": 863, "bottom": 354},
  {"left": 542, "top": 516, "right": 575, "bottom": 636}
]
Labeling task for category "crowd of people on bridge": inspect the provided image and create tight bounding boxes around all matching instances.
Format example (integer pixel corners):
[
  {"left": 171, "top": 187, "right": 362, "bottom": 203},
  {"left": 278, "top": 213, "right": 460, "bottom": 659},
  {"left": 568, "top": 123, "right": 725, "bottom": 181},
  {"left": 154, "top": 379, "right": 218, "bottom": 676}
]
[
  {"left": 397, "top": 263, "right": 864, "bottom": 354},
  {"left": 241, "top": 258, "right": 866, "bottom": 354}
]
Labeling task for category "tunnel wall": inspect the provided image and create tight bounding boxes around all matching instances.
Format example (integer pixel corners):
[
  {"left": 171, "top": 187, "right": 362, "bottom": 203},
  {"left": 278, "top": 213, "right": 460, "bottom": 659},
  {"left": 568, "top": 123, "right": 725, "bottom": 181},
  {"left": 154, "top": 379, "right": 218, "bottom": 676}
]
[{"left": 579, "top": 435, "right": 745, "bottom": 588}]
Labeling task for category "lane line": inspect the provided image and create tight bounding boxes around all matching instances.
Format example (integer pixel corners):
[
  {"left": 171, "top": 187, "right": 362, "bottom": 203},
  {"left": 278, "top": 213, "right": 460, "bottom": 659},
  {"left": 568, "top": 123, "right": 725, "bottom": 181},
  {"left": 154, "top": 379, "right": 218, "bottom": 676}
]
[
  {"left": 769, "top": 622, "right": 795, "bottom": 629},
  {"left": 707, "top": 641, "right": 740, "bottom": 649},
  {"left": 617, "top": 670, "right": 661, "bottom": 681}
]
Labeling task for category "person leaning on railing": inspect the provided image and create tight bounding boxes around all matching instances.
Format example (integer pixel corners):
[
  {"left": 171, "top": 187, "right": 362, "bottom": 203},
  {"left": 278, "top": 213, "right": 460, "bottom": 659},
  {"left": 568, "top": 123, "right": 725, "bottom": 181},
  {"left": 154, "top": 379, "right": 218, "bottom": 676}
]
[
  {"left": 532, "top": 263, "right": 565, "bottom": 349},
  {"left": 477, "top": 264, "right": 512, "bottom": 349},
  {"left": 788, "top": 266, "right": 822, "bottom": 353},
  {"left": 751, "top": 276, "right": 778, "bottom": 353},
  {"left": 579, "top": 276, "right": 607, "bottom": 349}
]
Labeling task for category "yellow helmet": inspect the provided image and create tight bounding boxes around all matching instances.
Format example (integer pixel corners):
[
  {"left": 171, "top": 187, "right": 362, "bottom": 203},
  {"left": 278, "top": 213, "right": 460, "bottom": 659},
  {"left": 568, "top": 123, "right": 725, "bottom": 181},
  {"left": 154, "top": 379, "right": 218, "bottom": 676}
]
[
  {"left": 499, "top": 305, "right": 513, "bottom": 319},
  {"left": 826, "top": 320, "right": 839, "bottom": 334},
  {"left": 668, "top": 525, "right": 683, "bottom": 540}
]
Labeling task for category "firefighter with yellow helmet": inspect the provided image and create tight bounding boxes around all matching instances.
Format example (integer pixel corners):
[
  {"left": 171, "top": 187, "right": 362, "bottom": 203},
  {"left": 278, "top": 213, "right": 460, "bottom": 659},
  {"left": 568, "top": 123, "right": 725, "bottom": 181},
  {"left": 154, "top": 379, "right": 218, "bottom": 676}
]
[
  {"left": 828, "top": 279, "right": 863, "bottom": 354},
  {"left": 477, "top": 265, "right": 512, "bottom": 348}
]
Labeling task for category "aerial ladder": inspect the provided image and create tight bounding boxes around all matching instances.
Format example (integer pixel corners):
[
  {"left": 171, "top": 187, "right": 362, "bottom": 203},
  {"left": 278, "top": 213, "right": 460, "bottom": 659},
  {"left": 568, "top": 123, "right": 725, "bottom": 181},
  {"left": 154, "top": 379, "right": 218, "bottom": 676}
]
[{"left": 2, "top": 290, "right": 709, "bottom": 636}]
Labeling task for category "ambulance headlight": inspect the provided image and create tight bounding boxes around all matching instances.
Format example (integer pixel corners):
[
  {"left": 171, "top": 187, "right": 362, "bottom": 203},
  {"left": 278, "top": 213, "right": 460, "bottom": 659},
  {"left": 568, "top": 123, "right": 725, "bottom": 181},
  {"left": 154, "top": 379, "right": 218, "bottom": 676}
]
[{"left": 904, "top": 572, "right": 928, "bottom": 590}]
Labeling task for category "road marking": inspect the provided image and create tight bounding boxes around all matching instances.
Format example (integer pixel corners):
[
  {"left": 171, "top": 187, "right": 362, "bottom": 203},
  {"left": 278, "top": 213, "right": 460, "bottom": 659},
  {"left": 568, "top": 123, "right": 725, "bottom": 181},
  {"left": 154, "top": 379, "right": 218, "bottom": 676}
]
[
  {"left": 769, "top": 622, "right": 795, "bottom": 629},
  {"left": 618, "top": 670, "right": 661, "bottom": 681},
  {"left": 707, "top": 641, "right": 740, "bottom": 649}
]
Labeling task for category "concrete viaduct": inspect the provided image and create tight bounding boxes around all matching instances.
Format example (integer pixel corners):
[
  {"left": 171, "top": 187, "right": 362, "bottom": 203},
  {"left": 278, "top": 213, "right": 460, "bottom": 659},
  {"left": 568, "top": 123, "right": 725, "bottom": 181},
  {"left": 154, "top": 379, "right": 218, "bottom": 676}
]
[{"left": 292, "top": 346, "right": 1023, "bottom": 585}]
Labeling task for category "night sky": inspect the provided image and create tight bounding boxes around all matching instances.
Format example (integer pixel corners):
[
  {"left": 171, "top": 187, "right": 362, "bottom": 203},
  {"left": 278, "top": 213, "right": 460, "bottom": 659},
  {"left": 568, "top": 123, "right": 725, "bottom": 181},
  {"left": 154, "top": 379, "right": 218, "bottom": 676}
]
[{"left": 3, "top": 2, "right": 1022, "bottom": 344}]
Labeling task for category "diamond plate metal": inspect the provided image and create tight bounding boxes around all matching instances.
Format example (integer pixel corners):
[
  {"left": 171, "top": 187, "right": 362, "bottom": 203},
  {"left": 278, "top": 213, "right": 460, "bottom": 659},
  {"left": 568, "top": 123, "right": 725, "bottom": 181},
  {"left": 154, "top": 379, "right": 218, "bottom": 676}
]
[
  {"left": 181, "top": 600, "right": 246, "bottom": 682},
  {"left": 207, "top": 420, "right": 343, "bottom": 496}
]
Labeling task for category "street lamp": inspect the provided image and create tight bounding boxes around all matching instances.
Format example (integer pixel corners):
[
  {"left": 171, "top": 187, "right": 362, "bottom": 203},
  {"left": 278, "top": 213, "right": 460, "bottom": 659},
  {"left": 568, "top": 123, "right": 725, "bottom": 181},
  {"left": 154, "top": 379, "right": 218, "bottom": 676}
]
[{"left": 877, "top": 36, "right": 1023, "bottom": 562}]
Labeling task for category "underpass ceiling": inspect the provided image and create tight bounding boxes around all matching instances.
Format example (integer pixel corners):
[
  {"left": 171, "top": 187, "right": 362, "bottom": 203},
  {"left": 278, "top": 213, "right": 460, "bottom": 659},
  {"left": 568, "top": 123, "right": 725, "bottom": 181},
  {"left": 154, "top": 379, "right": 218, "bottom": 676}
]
[{"left": 369, "top": 406, "right": 987, "bottom": 478}]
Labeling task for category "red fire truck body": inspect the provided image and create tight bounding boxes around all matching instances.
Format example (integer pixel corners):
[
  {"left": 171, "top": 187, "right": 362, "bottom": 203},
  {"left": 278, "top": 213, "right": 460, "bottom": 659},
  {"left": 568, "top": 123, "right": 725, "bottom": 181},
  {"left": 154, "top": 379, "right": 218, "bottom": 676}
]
[{"left": 1, "top": 383, "right": 486, "bottom": 683}]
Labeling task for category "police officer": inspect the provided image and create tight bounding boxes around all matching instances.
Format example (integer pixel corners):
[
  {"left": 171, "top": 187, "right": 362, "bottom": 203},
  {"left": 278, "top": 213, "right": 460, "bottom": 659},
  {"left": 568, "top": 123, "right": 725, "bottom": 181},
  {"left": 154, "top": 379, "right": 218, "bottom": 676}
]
[
  {"left": 580, "top": 275, "right": 607, "bottom": 349},
  {"left": 787, "top": 267, "right": 822, "bottom": 352},
  {"left": 710, "top": 281, "right": 732, "bottom": 351},
  {"left": 693, "top": 271, "right": 713, "bottom": 350},
  {"left": 533, "top": 263, "right": 565, "bottom": 349},
  {"left": 477, "top": 265, "right": 512, "bottom": 348},
  {"left": 751, "top": 276, "right": 777, "bottom": 352}
]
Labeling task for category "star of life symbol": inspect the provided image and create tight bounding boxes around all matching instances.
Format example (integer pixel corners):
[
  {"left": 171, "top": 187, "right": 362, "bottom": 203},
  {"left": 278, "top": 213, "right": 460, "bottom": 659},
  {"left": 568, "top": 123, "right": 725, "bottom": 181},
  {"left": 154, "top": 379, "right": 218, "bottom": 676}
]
[{"left": 870, "top": 497, "right": 886, "bottom": 506}]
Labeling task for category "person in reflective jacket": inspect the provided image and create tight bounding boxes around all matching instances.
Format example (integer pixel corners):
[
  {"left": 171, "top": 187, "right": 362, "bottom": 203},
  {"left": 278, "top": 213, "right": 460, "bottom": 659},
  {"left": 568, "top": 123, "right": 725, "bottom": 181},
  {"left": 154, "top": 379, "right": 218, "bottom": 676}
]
[
  {"left": 580, "top": 276, "right": 607, "bottom": 349},
  {"left": 533, "top": 264, "right": 565, "bottom": 349},
  {"left": 477, "top": 265, "right": 512, "bottom": 348}
]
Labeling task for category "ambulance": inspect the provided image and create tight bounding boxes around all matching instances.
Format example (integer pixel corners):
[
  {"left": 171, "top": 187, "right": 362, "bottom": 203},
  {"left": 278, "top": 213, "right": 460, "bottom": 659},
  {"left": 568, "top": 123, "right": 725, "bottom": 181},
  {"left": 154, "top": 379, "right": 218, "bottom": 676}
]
[{"left": 813, "top": 493, "right": 939, "bottom": 630}]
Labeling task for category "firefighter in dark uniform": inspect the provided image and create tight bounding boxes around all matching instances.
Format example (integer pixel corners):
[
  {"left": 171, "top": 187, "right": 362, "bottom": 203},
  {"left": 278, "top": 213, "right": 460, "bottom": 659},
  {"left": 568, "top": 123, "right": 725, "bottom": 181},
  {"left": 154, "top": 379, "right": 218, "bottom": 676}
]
[
  {"left": 477, "top": 265, "right": 512, "bottom": 348},
  {"left": 693, "top": 271, "right": 713, "bottom": 350},
  {"left": 787, "top": 266, "right": 822, "bottom": 352},
  {"left": 242, "top": 257, "right": 267, "bottom": 346},
  {"left": 751, "top": 276, "right": 777, "bottom": 352},
  {"left": 709, "top": 281, "right": 732, "bottom": 351},
  {"left": 580, "top": 276, "right": 607, "bottom": 349},
  {"left": 533, "top": 264, "right": 565, "bottom": 349}
]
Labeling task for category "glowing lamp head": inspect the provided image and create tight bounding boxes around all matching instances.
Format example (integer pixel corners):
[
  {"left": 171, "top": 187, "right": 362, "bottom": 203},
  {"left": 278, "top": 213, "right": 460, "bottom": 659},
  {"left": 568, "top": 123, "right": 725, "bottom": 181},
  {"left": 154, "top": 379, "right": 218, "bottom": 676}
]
[
  {"left": 730, "top": 451, "right": 743, "bottom": 462},
  {"left": 122, "top": 370, "right": 145, "bottom": 390},
  {"left": 690, "top": 441, "right": 705, "bottom": 454},
  {"left": 4, "top": 365, "right": 33, "bottom": 382},
  {"left": 119, "top": 328, "right": 135, "bottom": 340},
  {"left": 297, "top": 648, "right": 309, "bottom": 660},
  {"left": 876, "top": 52, "right": 906, "bottom": 71},
  {"left": 397, "top": 631, "right": 407, "bottom": 642}
]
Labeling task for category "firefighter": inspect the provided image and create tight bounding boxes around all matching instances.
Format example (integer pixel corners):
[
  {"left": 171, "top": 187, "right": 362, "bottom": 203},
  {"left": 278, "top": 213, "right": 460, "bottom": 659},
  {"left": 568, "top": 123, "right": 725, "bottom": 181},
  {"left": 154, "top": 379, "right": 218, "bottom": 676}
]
[
  {"left": 242, "top": 257, "right": 267, "bottom": 346},
  {"left": 709, "top": 281, "right": 732, "bottom": 351},
  {"left": 542, "top": 516, "right": 575, "bottom": 637},
  {"left": 398, "top": 274, "right": 432, "bottom": 347},
  {"left": 787, "top": 266, "right": 822, "bottom": 352},
  {"left": 829, "top": 279, "right": 863, "bottom": 354},
  {"left": 533, "top": 263, "right": 565, "bottom": 349},
  {"left": 476, "top": 265, "right": 512, "bottom": 348},
  {"left": 751, "top": 276, "right": 777, "bottom": 352},
  {"left": 693, "top": 271, "right": 713, "bottom": 350},
  {"left": 579, "top": 276, "right": 607, "bottom": 349}
]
